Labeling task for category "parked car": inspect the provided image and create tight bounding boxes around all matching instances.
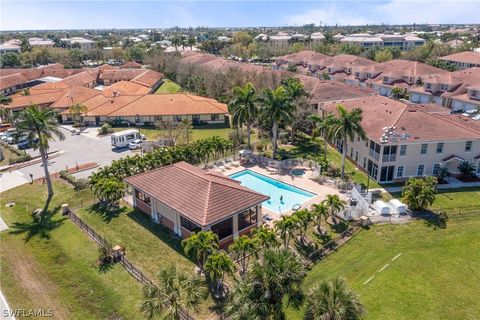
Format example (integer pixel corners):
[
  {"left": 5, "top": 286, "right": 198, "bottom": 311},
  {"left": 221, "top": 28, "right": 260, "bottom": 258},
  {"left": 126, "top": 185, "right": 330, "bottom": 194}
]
[
  {"left": 17, "top": 138, "right": 38, "bottom": 150},
  {"left": 1, "top": 128, "right": 16, "bottom": 142},
  {"left": 472, "top": 114, "right": 480, "bottom": 121},
  {"left": 128, "top": 139, "right": 143, "bottom": 150}
]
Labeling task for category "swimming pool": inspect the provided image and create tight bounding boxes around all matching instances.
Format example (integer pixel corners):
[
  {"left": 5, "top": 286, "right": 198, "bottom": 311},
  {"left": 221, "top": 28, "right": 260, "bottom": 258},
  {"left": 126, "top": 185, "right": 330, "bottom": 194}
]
[{"left": 229, "top": 170, "right": 316, "bottom": 214}]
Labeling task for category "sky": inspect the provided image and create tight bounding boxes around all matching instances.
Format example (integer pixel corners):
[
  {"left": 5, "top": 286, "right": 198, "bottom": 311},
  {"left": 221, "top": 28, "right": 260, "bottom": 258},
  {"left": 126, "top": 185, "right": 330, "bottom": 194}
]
[{"left": 0, "top": 0, "right": 479, "bottom": 31}]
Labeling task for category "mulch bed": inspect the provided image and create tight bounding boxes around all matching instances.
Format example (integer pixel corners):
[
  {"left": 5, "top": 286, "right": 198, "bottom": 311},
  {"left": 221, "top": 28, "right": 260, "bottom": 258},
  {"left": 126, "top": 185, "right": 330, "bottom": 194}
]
[{"left": 455, "top": 176, "right": 480, "bottom": 183}]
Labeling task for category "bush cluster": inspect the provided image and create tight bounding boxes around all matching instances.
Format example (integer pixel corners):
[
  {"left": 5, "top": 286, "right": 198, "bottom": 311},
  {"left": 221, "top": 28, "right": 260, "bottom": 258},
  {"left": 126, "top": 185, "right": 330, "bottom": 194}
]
[{"left": 59, "top": 170, "right": 88, "bottom": 191}]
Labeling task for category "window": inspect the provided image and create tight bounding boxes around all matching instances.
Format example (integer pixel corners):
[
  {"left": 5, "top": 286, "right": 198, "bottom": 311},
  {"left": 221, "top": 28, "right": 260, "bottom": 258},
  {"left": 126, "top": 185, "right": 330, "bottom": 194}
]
[
  {"left": 180, "top": 216, "right": 201, "bottom": 233},
  {"left": 154, "top": 115, "right": 163, "bottom": 122},
  {"left": 382, "top": 145, "right": 397, "bottom": 162},
  {"left": 363, "top": 157, "right": 367, "bottom": 168},
  {"left": 350, "top": 147, "right": 353, "bottom": 158},
  {"left": 210, "top": 217, "right": 233, "bottom": 240},
  {"left": 441, "top": 84, "right": 448, "bottom": 91},
  {"left": 367, "top": 160, "right": 378, "bottom": 180},
  {"left": 355, "top": 151, "right": 359, "bottom": 162},
  {"left": 436, "top": 143, "right": 444, "bottom": 154},
  {"left": 465, "top": 141, "right": 472, "bottom": 152},
  {"left": 211, "top": 114, "right": 220, "bottom": 121},
  {"left": 400, "top": 145, "right": 407, "bottom": 156},
  {"left": 175, "top": 115, "right": 182, "bottom": 122},
  {"left": 125, "top": 133, "right": 135, "bottom": 140},
  {"left": 420, "top": 143, "right": 428, "bottom": 155},
  {"left": 369, "top": 140, "right": 381, "bottom": 160},
  {"left": 432, "top": 163, "right": 441, "bottom": 175},
  {"left": 238, "top": 207, "right": 258, "bottom": 231},
  {"left": 417, "top": 164, "right": 425, "bottom": 176},
  {"left": 135, "top": 189, "right": 151, "bottom": 206},
  {"left": 396, "top": 166, "right": 404, "bottom": 178}
]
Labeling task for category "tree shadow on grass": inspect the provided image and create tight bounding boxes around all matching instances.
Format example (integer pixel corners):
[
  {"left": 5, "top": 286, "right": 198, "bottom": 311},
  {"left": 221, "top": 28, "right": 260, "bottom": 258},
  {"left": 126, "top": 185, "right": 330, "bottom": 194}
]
[
  {"left": 312, "top": 228, "right": 332, "bottom": 245},
  {"left": 87, "top": 202, "right": 127, "bottom": 223},
  {"left": 294, "top": 237, "right": 319, "bottom": 259},
  {"left": 9, "top": 206, "right": 66, "bottom": 242},
  {"left": 412, "top": 210, "right": 449, "bottom": 230},
  {"left": 126, "top": 209, "right": 190, "bottom": 260},
  {"left": 330, "top": 221, "right": 350, "bottom": 234}
]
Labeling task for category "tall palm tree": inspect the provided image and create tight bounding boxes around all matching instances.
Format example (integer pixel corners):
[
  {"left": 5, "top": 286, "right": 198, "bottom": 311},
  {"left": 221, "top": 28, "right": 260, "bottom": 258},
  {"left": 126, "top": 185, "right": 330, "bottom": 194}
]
[
  {"left": 204, "top": 251, "right": 235, "bottom": 295},
  {"left": 309, "top": 113, "right": 334, "bottom": 159},
  {"left": 274, "top": 215, "right": 298, "bottom": 249},
  {"left": 229, "top": 235, "right": 257, "bottom": 278},
  {"left": 228, "top": 82, "right": 259, "bottom": 149},
  {"left": 304, "top": 277, "right": 365, "bottom": 320},
  {"left": 68, "top": 103, "right": 87, "bottom": 128},
  {"left": 15, "top": 106, "right": 65, "bottom": 210},
  {"left": 251, "top": 226, "right": 278, "bottom": 249},
  {"left": 311, "top": 202, "right": 329, "bottom": 234},
  {"left": 281, "top": 77, "right": 307, "bottom": 143},
  {"left": 261, "top": 86, "right": 295, "bottom": 159},
  {"left": 181, "top": 231, "right": 219, "bottom": 273},
  {"left": 140, "top": 264, "right": 208, "bottom": 320},
  {"left": 322, "top": 194, "right": 346, "bottom": 224},
  {"left": 327, "top": 104, "right": 366, "bottom": 179}
]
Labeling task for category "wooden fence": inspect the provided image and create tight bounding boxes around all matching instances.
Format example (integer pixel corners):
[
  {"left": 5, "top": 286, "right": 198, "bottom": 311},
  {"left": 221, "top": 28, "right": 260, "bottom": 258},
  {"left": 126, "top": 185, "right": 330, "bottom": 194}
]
[{"left": 67, "top": 209, "right": 196, "bottom": 320}]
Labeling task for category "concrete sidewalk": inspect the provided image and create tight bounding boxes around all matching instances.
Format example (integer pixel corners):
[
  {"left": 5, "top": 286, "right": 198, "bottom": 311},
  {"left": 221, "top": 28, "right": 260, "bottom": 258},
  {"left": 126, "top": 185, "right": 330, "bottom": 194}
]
[{"left": 0, "top": 289, "right": 15, "bottom": 320}]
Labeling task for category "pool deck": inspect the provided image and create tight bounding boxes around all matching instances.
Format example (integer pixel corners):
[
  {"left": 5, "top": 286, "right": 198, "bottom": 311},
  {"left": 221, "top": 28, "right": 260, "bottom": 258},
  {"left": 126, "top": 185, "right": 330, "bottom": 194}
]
[{"left": 219, "top": 163, "right": 344, "bottom": 222}]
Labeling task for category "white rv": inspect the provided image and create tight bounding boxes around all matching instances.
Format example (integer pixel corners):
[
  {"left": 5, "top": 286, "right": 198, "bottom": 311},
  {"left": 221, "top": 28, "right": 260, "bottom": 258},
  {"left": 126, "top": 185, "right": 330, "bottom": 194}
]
[{"left": 111, "top": 129, "right": 144, "bottom": 148}]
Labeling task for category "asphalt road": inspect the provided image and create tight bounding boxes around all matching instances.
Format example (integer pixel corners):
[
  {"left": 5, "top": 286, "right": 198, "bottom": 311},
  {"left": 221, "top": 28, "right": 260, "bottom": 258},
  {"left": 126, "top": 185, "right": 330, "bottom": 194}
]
[{"left": 0, "top": 127, "right": 134, "bottom": 192}]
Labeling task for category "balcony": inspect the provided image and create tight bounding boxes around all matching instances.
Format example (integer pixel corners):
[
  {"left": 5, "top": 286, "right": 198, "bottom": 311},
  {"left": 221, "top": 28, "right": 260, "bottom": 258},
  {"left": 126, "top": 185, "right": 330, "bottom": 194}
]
[
  {"left": 369, "top": 149, "right": 380, "bottom": 161},
  {"left": 382, "top": 154, "right": 397, "bottom": 162}
]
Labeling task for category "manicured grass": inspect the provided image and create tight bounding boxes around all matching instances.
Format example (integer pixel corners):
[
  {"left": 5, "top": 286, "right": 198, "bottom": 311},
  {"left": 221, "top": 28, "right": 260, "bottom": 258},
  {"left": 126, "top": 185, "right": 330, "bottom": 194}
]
[
  {"left": 386, "top": 187, "right": 480, "bottom": 214},
  {"left": 286, "top": 214, "right": 480, "bottom": 320},
  {"left": 112, "top": 125, "right": 232, "bottom": 142},
  {"left": 0, "top": 181, "right": 145, "bottom": 319},
  {"left": 155, "top": 79, "right": 182, "bottom": 94}
]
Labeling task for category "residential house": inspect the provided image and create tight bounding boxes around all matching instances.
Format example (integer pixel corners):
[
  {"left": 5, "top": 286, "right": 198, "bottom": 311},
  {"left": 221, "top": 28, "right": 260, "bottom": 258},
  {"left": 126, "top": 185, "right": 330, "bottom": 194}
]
[
  {"left": 61, "top": 37, "right": 96, "bottom": 51},
  {"left": 439, "top": 51, "right": 480, "bottom": 69},
  {"left": 124, "top": 161, "right": 269, "bottom": 247},
  {"left": 320, "top": 95, "right": 480, "bottom": 183}
]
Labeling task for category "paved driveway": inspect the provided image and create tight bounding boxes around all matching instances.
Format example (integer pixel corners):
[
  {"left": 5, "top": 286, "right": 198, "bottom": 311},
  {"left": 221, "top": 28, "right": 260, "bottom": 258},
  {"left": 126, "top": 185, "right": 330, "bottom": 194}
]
[{"left": 0, "top": 127, "right": 134, "bottom": 192}]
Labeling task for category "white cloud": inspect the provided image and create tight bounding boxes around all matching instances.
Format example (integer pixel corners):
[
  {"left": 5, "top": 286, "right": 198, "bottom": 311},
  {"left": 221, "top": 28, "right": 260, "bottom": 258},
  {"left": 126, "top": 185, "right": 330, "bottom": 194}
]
[
  {"left": 285, "top": 5, "right": 371, "bottom": 26},
  {"left": 375, "top": 0, "right": 480, "bottom": 24}
]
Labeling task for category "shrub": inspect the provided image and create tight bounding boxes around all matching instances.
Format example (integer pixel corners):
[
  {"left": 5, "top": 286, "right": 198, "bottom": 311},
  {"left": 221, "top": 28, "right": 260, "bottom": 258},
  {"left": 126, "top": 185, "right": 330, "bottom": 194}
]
[
  {"left": 457, "top": 161, "right": 476, "bottom": 178},
  {"left": 255, "top": 143, "right": 264, "bottom": 152},
  {"left": 98, "top": 123, "right": 112, "bottom": 135},
  {"left": 326, "top": 165, "right": 340, "bottom": 178},
  {"left": 228, "top": 129, "right": 247, "bottom": 147},
  {"left": 8, "top": 154, "right": 32, "bottom": 164},
  {"left": 59, "top": 170, "right": 88, "bottom": 190},
  {"left": 402, "top": 177, "right": 437, "bottom": 211}
]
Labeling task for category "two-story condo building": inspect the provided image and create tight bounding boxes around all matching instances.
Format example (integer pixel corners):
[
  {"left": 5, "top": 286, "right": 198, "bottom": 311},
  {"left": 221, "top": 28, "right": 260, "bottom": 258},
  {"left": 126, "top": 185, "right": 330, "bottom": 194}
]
[
  {"left": 320, "top": 96, "right": 480, "bottom": 183},
  {"left": 409, "top": 67, "right": 480, "bottom": 111},
  {"left": 124, "top": 161, "right": 269, "bottom": 247},
  {"left": 439, "top": 51, "right": 480, "bottom": 70}
]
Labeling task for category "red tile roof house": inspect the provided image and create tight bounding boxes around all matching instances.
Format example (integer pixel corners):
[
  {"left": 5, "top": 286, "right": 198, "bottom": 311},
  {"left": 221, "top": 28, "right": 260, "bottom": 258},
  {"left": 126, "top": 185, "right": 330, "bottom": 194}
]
[
  {"left": 439, "top": 51, "right": 480, "bottom": 70},
  {"left": 124, "top": 162, "right": 269, "bottom": 247},
  {"left": 320, "top": 95, "right": 480, "bottom": 183}
]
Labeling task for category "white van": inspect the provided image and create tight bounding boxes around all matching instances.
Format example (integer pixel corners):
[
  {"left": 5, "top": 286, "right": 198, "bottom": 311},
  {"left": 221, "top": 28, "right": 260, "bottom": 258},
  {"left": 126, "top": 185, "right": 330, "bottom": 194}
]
[{"left": 111, "top": 129, "right": 144, "bottom": 148}]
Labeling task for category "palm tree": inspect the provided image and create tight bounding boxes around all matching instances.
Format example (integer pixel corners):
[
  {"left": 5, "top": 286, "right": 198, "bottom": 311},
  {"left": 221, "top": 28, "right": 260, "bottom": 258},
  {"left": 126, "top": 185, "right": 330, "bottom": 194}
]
[
  {"left": 309, "top": 113, "right": 334, "bottom": 159},
  {"left": 204, "top": 251, "right": 235, "bottom": 295},
  {"left": 274, "top": 215, "right": 298, "bottom": 249},
  {"left": 250, "top": 248, "right": 306, "bottom": 320},
  {"left": 281, "top": 77, "right": 307, "bottom": 142},
  {"left": 251, "top": 226, "right": 278, "bottom": 249},
  {"left": 228, "top": 82, "right": 259, "bottom": 149},
  {"left": 181, "top": 231, "right": 219, "bottom": 273},
  {"left": 68, "top": 103, "right": 87, "bottom": 128},
  {"left": 327, "top": 104, "right": 366, "bottom": 179},
  {"left": 91, "top": 177, "right": 125, "bottom": 210},
  {"left": 229, "top": 235, "right": 257, "bottom": 278},
  {"left": 292, "top": 209, "right": 312, "bottom": 244},
  {"left": 457, "top": 161, "right": 476, "bottom": 178},
  {"left": 187, "top": 35, "right": 196, "bottom": 50},
  {"left": 322, "top": 194, "right": 346, "bottom": 224},
  {"left": 402, "top": 177, "right": 437, "bottom": 211},
  {"left": 15, "top": 106, "right": 65, "bottom": 210},
  {"left": 140, "top": 264, "right": 208, "bottom": 320},
  {"left": 311, "top": 202, "right": 329, "bottom": 234},
  {"left": 261, "top": 86, "right": 295, "bottom": 159},
  {"left": 304, "top": 277, "right": 365, "bottom": 320}
]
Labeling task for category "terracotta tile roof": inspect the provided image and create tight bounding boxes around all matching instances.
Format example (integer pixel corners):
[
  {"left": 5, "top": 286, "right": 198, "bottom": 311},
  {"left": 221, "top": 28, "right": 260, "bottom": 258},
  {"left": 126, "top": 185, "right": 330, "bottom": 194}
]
[
  {"left": 130, "top": 70, "right": 163, "bottom": 87},
  {"left": 107, "top": 93, "right": 227, "bottom": 117},
  {"left": 0, "top": 69, "right": 43, "bottom": 81},
  {"left": 295, "top": 75, "right": 374, "bottom": 103},
  {"left": 99, "top": 69, "right": 146, "bottom": 81},
  {"left": 321, "top": 95, "right": 480, "bottom": 143},
  {"left": 49, "top": 86, "right": 101, "bottom": 109},
  {"left": 5, "top": 91, "right": 64, "bottom": 109},
  {"left": 124, "top": 161, "right": 269, "bottom": 226},
  {"left": 103, "top": 81, "right": 150, "bottom": 96},
  {"left": 83, "top": 95, "right": 143, "bottom": 116},
  {"left": 439, "top": 51, "right": 480, "bottom": 65},
  {"left": 38, "top": 63, "right": 65, "bottom": 69},
  {"left": 121, "top": 61, "right": 142, "bottom": 68},
  {"left": 275, "top": 50, "right": 328, "bottom": 65},
  {"left": 0, "top": 73, "right": 29, "bottom": 90},
  {"left": 61, "top": 71, "right": 97, "bottom": 87}
]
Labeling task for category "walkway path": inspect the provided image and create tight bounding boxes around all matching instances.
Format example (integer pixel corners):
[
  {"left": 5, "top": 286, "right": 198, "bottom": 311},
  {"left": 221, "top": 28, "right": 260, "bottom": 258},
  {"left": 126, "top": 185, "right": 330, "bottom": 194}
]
[{"left": 371, "top": 178, "right": 480, "bottom": 194}]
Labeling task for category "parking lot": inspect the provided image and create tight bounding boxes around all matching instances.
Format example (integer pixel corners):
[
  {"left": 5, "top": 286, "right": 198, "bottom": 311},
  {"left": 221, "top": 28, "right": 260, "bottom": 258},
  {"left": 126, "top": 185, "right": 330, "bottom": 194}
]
[{"left": 1, "top": 127, "right": 135, "bottom": 192}]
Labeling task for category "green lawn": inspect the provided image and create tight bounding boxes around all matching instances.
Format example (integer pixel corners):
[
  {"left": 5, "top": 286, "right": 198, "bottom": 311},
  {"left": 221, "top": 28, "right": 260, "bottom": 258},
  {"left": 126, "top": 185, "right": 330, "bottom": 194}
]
[
  {"left": 386, "top": 187, "right": 480, "bottom": 214},
  {"left": 0, "top": 181, "right": 145, "bottom": 320},
  {"left": 155, "top": 79, "right": 182, "bottom": 94},
  {"left": 112, "top": 125, "right": 232, "bottom": 142},
  {"left": 286, "top": 214, "right": 480, "bottom": 320}
]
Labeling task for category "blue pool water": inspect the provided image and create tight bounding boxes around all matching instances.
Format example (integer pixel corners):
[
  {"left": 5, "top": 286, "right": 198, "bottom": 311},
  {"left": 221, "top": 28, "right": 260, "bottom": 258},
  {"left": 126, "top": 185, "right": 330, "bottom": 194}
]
[{"left": 229, "top": 170, "right": 316, "bottom": 214}]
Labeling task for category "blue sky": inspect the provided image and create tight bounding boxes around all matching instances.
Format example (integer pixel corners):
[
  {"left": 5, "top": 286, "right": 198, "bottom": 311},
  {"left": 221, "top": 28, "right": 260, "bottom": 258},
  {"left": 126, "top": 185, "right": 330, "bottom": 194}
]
[{"left": 1, "top": 0, "right": 479, "bottom": 30}]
